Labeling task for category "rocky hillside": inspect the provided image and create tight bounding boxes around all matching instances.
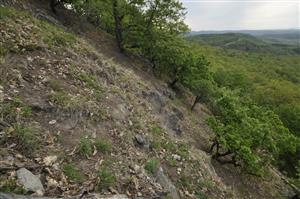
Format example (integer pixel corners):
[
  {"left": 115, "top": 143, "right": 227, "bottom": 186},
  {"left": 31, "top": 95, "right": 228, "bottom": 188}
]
[{"left": 0, "top": 1, "right": 296, "bottom": 199}]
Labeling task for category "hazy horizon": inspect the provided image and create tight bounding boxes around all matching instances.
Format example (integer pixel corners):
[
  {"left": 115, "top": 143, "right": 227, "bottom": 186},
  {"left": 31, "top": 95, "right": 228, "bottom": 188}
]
[{"left": 180, "top": 0, "right": 300, "bottom": 31}]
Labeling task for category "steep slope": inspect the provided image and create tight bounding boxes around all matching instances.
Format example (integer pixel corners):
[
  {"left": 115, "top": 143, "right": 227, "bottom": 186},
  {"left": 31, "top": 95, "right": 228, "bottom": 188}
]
[{"left": 0, "top": 2, "right": 296, "bottom": 199}]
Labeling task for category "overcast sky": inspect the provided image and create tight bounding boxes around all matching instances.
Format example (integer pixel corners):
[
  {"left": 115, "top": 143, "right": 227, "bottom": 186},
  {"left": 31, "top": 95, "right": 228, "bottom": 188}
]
[{"left": 180, "top": 0, "right": 300, "bottom": 31}]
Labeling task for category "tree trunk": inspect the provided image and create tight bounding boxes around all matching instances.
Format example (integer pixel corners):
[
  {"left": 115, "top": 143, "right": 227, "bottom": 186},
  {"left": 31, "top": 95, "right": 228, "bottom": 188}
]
[
  {"left": 50, "top": 0, "right": 60, "bottom": 14},
  {"left": 112, "top": 0, "right": 124, "bottom": 53},
  {"left": 191, "top": 96, "right": 200, "bottom": 111},
  {"left": 209, "top": 139, "right": 218, "bottom": 153},
  {"left": 215, "top": 150, "right": 232, "bottom": 158}
]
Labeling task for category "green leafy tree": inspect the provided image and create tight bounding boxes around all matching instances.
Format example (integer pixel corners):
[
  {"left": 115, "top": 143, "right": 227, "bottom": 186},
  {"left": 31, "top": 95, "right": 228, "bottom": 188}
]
[{"left": 207, "top": 89, "right": 299, "bottom": 174}]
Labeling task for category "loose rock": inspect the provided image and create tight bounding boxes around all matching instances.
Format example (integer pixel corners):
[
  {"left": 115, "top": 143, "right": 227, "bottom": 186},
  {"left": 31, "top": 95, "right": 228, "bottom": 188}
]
[
  {"left": 17, "top": 168, "right": 44, "bottom": 194},
  {"left": 134, "top": 134, "right": 149, "bottom": 149},
  {"left": 155, "top": 167, "right": 180, "bottom": 199}
]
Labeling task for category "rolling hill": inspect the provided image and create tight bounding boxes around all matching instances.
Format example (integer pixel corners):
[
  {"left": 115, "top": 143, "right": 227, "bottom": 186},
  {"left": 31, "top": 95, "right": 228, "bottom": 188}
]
[{"left": 186, "top": 32, "right": 300, "bottom": 55}]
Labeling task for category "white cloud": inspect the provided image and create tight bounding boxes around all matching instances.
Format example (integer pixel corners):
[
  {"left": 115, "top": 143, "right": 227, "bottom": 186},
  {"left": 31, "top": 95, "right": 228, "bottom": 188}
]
[{"left": 180, "top": 0, "right": 300, "bottom": 30}]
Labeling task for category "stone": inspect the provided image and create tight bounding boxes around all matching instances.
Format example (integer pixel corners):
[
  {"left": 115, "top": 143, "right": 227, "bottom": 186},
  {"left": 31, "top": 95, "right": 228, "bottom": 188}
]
[
  {"left": 155, "top": 167, "right": 180, "bottom": 199},
  {"left": 17, "top": 168, "right": 44, "bottom": 194},
  {"left": 135, "top": 134, "right": 146, "bottom": 145},
  {"left": 49, "top": 120, "right": 56, "bottom": 125},
  {"left": 35, "top": 11, "right": 66, "bottom": 31},
  {"left": 172, "top": 154, "right": 181, "bottom": 161},
  {"left": 162, "top": 89, "right": 176, "bottom": 100},
  {"left": 0, "top": 85, "right": 4, "bottom": 102},
  {"left": 0, "top": 120, "right": 9, "bottom": 132},
  {"left": 172, "top": 107, "right": 184, "bottom": 120},
  {"left": 134, "top": 134, "right": 149, "bottom": 149},
  {"left": 111, "top": 104, "right": 129, "bottom": 121},
  {"left": 143, "top": 91, "right": 166, "bottom": 113},
  {"left": 166, "top": 114, "right": 182, "bottom": 135}
]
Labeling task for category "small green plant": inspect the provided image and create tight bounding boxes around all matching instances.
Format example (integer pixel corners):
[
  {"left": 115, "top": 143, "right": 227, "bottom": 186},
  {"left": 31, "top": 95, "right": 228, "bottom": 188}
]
[
  {"left": 151, "top": 140, "right": 162, "bottom": 150},
  {"left": 0, "top": 97, "right": 31, "bottom": 121},
  {"left": 95, "top": 138, "right": 111, "bottom": 153},
  {"left": 78, "top": 72, "right": 103, "bottom": 100},
  {"left": 63, "top": 164, "right": 85, "bottom": 182},
  {"left": 79, "top": 137, "right": 93, "bottom": 156},
  {"left": 20, "top": 106, "right": 32, "bottom": 118},
  {"left": 0, "top": 7, "right": 17, "bottom": 19},
  {"left": 161, "top": 141, "right": 176, "bottom": 152},
  {"left": 0, "top": 44, "right": 8, "bottom": 57},
  {"left": 179, "top": 176, "right": 189, "bottom": 187},
  {"left": 150, "top": 124, "right": 163, "bottom": 136},
  {"left": 0, "top": 178, "right": 26, "bottom": 194},
  {"left": 144, "top": 159, "right": 158, "bottom": 174},
  {"left": 196, "top": 191, "right": 208, "bottom": 199},
  {"left": 96, "top": 167, "right": 115, "bottom": 190},
  {"left": 166, "top": 155, "right": 177, "bottom": 167},
  {"left": 197, "top": 180, "right": 213, "bottom": 190},
  {"left": 50, "top": 91, "right": 70, "bottom": 106},
  {"left": 13, "top": 123, "right": 39, "bottom": 153},
  {"left": 79, "top": 72, "right": 98, "bottom": 89},
  {"left": 176, "top": 143, "right": 189, "bottom": 160}
]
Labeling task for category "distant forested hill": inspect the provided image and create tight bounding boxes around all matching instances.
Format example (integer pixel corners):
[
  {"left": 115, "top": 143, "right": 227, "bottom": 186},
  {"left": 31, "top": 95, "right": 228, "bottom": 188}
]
[
  {"left": 186, "top": 32, "right": 300, "bottom": 55},
  {"left": 188, "top": 29, "right": 300, "bottom": 44}
]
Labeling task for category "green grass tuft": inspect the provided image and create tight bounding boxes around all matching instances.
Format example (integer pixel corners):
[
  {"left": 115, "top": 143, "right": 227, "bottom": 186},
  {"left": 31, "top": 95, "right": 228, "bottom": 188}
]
[
  {"left": 144, "top": 158, "right": 158, "bottom": 174},
  {"left": 0, "top": 97, "right": 32, "bottom": 121},
  {"left": 150, "top": 124, "right": 163, "bottom": 136},
  {"left": 196, "top": 191, "right": 208, "bottom": 199},
  {"left": 13, "top": 123, "right": 40, "bottom": 153},
  {"left": 96, "top": 167, "right": 115, "bottom": 190},
  {"left": 40, "top": 20, "right": 76, "bottom": 47},
  {"left": 50, "top": 91, "right": 70, "bottom": 106},
  {"left": 95, "top": 138, "right": 111, "bottom": 153},
  {"left": 63, "top": 164, "right": 85, "bottom": 183},
  {"left": 0, "top": 7, "right": 17, "bottom": 19},
  {"left": 79, "top": 137, "right": 93, "bottom": 157},
  {"left": 0, "top": 178, "right": 27, "bottom": 194}
]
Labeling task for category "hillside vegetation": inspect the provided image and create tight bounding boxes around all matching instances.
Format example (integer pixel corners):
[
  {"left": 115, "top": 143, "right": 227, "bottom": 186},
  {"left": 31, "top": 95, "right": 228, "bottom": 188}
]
[
  {"left": 0, "top": 0, "right": 299, "bottom": 199},
  {"left": 187, "top": 32, "right": 300, "bottom": 179}
]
